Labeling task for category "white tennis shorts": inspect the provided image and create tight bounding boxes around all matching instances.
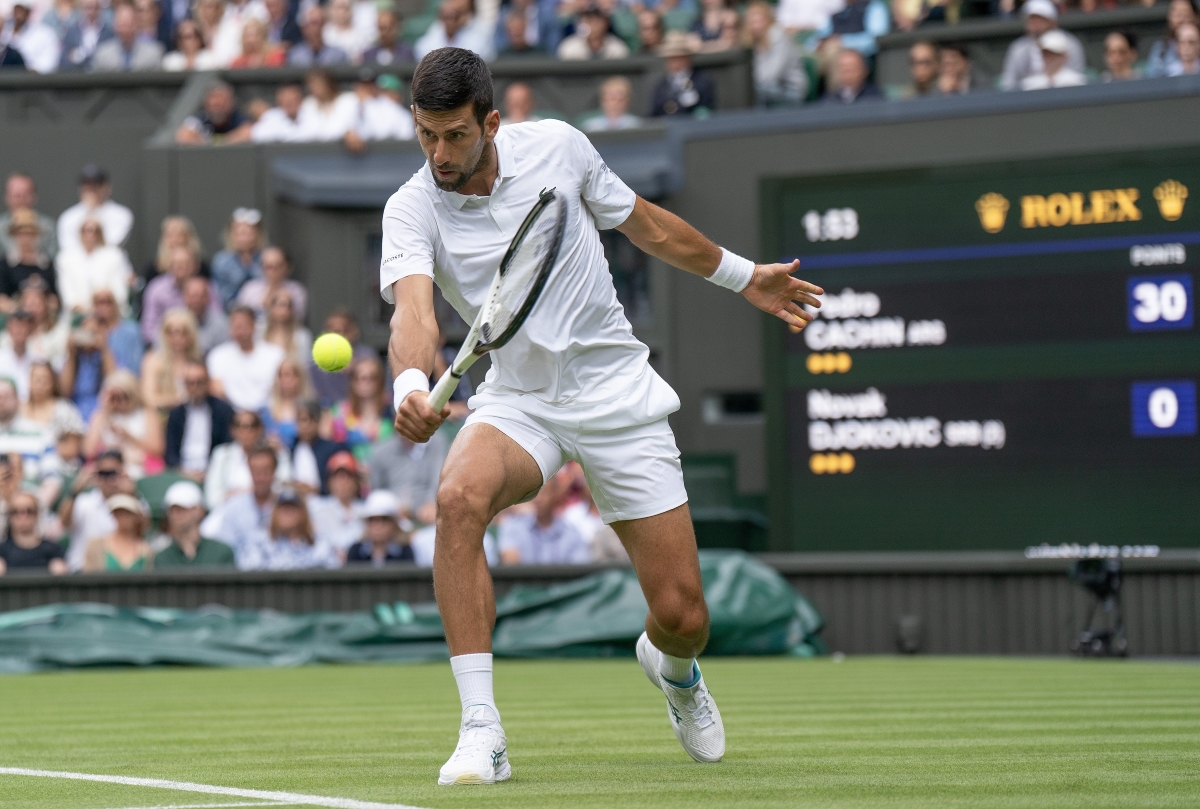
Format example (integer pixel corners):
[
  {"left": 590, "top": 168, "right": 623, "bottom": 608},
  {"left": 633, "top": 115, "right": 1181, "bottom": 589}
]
[{"left": 463, "top": 402, "right": 689, "bottom": 524}]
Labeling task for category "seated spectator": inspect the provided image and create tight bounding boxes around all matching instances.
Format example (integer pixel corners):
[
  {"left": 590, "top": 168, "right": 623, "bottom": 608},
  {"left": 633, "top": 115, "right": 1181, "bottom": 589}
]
[
  {"left": 211, "top": 207, "right": 265, "bottom": 310},
  {"left": 901, "top": 40, "right": 939, "bottom": 98},
  {"left": 1021, "top": 30, "right": 1087, "bottom": 89},
  {"left": 209, "top": 0, "right": 269, "bottom": 67},
  {"left": 415, "top": 0, "right": 496, "bottom": 62},
  {"left": 251, "top": 84, "right": 306, "bottom": 143},
  {"left": 165, "top": 361, "right": 234, "bottom": 481},
  {"left": 0, "top": 455, "right": 23, "bottom": 533},
  {"left": 777, "top": 0, "right": 844, "bottom": 36},
  {"left": 362, "top": 8, "right": 415, "bottom": 65},
  {"left": 936, "top": 41, "right": 974, "bottom": 95},
  {"left": 556, "top": 461, "right": 625, "bottom": 562},
  {"left": 496, "top": 5, "right": 540, "bottom": 57},
  {"left": 377, "top": 74, "right": 416, "bottom": 127},
  {"left": 296, "top": 68, "right": 359, "bottom": 142},
  {"left": 57, "top": 164, "right": 133, "bottom": 255},
  {"left": 310, "top": 307, "right": 374, "bottom": 407},
  {"left": 0, "top": 173, "right": 57, "bottom": 262},
  {"left": 175, "top": 82, "right": 254, "bottom": 146},
  {"left": 323, "top": 356, "right": 393, "bottom": 465},
  {"left": 1, "top": 209, "right": 56, "bottom": 312},
  {"left": 0, "top": 491, "right": 67, "bottom": 575},
  {"left": 91, "top": 289, "right": 143, "bottom": 374},
  {"left": 59, "top": 313, "right": 114, "bottom": 421},
  {"left": 83, "top": 369, "right": 164, "bottom": 479},
  {"left": 1000, "top": 0, "right": 1084, "bottom": 91},
  {"left": 368, "top": 428, "right": 446, "bottom": 525},
  {"left": 3, "top": 1, "right": 61, "bottom": 74},
  {"left": 1167, "top": 22, "right": 1200, "bottom": 75},
  {"left": 344, "top": 69, "right": 416, "bottom": 151},
  {"left": 154, "top": 481, "right": 236, "bottom": 568},
  {"left": 236, "top": 246, "right": 307, "bottom": 322},
  {"left": 140, "top": 215, "right": 205, "bottom": 290},
  {"left": 240, "top": 487, "right": 338, "bottom": 569},
  {"left": 650, "top": 32, "right": 716, "bottom": 116},
  {"left": 230, "top": 17, "right": 287, "bottom": 67},
  {"left": 162, "top": 18, "right": 222, "bottom": 71},
  {"left": 1102, "top": 31, "right": 1141, "bottom": 82},
  {"left": 17, "top": 280, "right": 68, "bottom": 370},
  {"left": 82, "top": 493, "right": 152, "bottom": 572},
  {"left": 289, "top": 6, "right": 349, "bottom": 66},
  {"left": 39, "top": 417, "right": 86, "bottom": 523},
  {"left": 499, "top": 81, "right": 541, "bottom": 126},
  {"left": 59, "top": 0, "right": 114, "bottom": 71},
  {"left": 142, "top": 246, "right": 220, "bottom": 344},
  {"left": 141, "top": 309, "right": 200, "bottom": 412},
  {"left": 43, "top": 0, "right": 82, "bottom": 41},
  {"left": 183, "top": 277, "right": 229, "bottom": 355},
  {"left": 497, "top": 471, "right": 589, "bottom": 564},
  {"left": 213, "top": 444, "right": 277, "bottom": 561},
  {"left": 262, "top": 359, "right": 310, "bottom": 450},
  {"left": 813, "top": 0, "right": 889, "bottom": 65},
  {"left": 0, "top": 311, "right": 35, "bottom": 400},
  {"left": 0, "top": 376, "right": 53, "bottom": 483},
  {"left": 136, "top": 0, "right": 173, "bottom": 52},
  {"left": 54, "top": 217, "right": 132, "bottom": 315},
  {"left": 581, "top": 75, "right": 642, "bottom": 131},
  {"left": 289, "top": 400, "right": 347, "bottom": 495},
  {"left": 308, "top": 450, "right": 364, "bottom": 552},
  {"left": 208, "top": 307, "right": 285, "bottom": 413},
  {"left": 0, "top": 41, "right": 24, "bottom": 70},
  {"left": 91, "top": 4, "right": 163, "bottom": 71},
  {"left": 260, "top": 294, "right": 311, "bottom": 366},
  {"left": 324, "top": 0, "right": 371, "bottom": 62},
  {"left": 60, "top": 449, "right": 130, "bottom": 570},
  {"left": 21, "top": 361, "right": 83, "bottom": 436},
  {"left": 892, "top": 0, "right": 952, "bottom": 33},
  {"left": 640, "top": 9, "right": 668, "bottom": 54},
  {"left": 743, "top": 1, "right": 807, "bottom": 107},
  {"left": 558, "top": 7, "right": 629, "bottom": 60},
  {"left": 822, "top": 47, "right": 881, "bottom": 103},
  {"left": 204, "top": 410, "right": 291, "bottom": 507},
  {"left": 346, "top": 489, "right": 414, "bottom": 566},
  {"left": 1147, "top": 0, "right": 1197, "bottom": 77}
]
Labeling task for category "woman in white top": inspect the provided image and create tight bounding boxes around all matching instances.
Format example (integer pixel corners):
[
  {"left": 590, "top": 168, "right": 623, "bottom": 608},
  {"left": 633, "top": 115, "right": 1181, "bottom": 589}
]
[
  {"left": 83, "top": 369, "right": 165, "bottom": 480},
  {"left": 141, "top": 309, "right": 201, "bottom": 413},
  {"left": 297, "top": 69, "right": 359, "bottom": 142},
  {"left": 54, "top": 217, "right": 133, "bottom": 315},
  {"left": 323, "top": 0, "right": 372, "bottom": 62},
  {"left": 204, "top": 409, "right": 292, "bottom": 509},
  {"left": 14, "top": 280, "right": 69, "bottom": 371},
  {"left": 259, "top": 288, "right": 313, "bottom": 363},
  {"left": 161, "top": 19, "right": 223, "bottom": 71}
]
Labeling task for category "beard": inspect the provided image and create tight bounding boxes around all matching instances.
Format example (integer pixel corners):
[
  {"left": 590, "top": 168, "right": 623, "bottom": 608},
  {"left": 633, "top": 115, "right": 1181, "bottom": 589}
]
[{"left": 430, "top": 137, "right": 490, "bottom": 192}]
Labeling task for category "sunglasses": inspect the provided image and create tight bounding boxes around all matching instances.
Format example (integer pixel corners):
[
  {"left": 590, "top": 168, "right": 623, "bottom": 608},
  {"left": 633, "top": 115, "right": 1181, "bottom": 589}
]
[
  {"left": 9, "top": 508, "right": 37, "bottom": 516},
  {"left": 97, "top": 469, "right": 119, "bottom": 478},
  {"left": 234, "top": 421, "right": 260, "bottom": 429}
]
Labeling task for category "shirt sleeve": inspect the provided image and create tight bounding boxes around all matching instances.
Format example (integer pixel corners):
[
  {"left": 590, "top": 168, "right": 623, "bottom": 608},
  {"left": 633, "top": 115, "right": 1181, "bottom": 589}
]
[
  {"left": 379, "top": 187, "right": 438, "bottom": 304},
  {"left": 566, "top": 123, "right": 637, "bottom": 231}
]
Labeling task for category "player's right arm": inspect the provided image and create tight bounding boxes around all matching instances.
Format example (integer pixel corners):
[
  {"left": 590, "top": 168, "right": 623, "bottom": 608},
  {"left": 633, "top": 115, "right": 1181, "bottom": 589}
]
[{"left": 388, "top": 275, "right": 448, "bottom": 443}]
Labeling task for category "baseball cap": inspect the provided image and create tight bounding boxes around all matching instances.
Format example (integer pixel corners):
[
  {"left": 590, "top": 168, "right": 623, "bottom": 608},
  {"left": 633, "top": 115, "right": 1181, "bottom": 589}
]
[
  {"left": 7, "top": 208, "right": 40, "bottom": 236},
  {"left": 326, "top": 451, "right": 359, "bottom": 476},
  {"left": 1022, "top": 0, "right": 1058, "bottom": 20},
  {"left": 1039, "top": 29, "right": 1072, "bottom": 53},
  {"left": 164, "top": 481, "right": 204, "bottom": 509},
  {"left": 361, "top": 489, "right": 400, "bottom": 520},
  {"left": 107, "top": 494, "right": 147, "bottom": 516},
  {"left": 376, "top": 74, "right": 402, "bottom": 94},
  {"left": 232, "top": 207, "right": 262, "bottom": 226},
  {"left": 79, "top": 164, "right": 109, "bottom": 185},
  {"left": 357, "top": 66, "right": 378, "bottom": 84}
]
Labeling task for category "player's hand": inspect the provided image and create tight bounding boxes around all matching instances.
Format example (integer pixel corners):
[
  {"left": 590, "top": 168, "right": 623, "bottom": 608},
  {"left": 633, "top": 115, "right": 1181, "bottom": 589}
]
[
  {"left": 741, "top": 260, "right": 823, "bottom": 330},
  {"left": 394, "top": 391, "right": 449, "bottom": 444}
]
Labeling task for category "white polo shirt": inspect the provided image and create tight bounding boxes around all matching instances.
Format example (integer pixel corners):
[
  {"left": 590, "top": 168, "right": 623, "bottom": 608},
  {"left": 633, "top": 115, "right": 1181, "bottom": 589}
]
[{"left": 379, "top": 120, "right": 679, "bottom": 430}]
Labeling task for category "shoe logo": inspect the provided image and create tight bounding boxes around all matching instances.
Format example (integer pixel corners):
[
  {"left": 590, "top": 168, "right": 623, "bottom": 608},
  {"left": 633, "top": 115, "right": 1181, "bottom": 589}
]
[
  {"left": 492, "top": 747, "right": 505, "bottom": 766},
  {"left": 669, "top": 703, "right": 684, "bottom": 726}
]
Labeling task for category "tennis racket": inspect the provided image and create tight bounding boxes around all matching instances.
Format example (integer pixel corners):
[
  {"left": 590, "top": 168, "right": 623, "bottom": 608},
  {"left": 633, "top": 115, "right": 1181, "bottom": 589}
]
[{"left": 428, "top": 187, "right": 567, "bottom": 411}]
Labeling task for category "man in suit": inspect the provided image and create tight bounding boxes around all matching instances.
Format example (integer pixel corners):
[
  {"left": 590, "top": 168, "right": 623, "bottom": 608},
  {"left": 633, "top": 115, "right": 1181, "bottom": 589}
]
[
  {"left": 91, "top": 5, "right": 163, "bottom": 71},
  {"left": 649, "top": 32, "right": 716, "bottom": 117},
  {"left": 290, "top": 400, "right": 348, "bottom": 496},
  {"left": 60, "top": 0, "right": 114, "bottom": 70},
  {"left": 165, "top": 361, "right": 235, "bottom": 482}
]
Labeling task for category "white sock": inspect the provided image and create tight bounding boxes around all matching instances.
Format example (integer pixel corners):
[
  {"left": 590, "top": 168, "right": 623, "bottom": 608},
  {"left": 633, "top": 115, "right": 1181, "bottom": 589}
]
[
  {"left": 451, "top": 653, "right": 500, "bottom": 722},
  {"left": 655, "top": 644, "right": 697, "bottom": 686}
]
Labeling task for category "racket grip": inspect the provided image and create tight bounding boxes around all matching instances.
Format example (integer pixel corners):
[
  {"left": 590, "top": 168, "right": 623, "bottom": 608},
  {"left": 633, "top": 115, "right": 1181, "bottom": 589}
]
[{"left": 428, "top": 368, "right": 462, "bottom": 412}]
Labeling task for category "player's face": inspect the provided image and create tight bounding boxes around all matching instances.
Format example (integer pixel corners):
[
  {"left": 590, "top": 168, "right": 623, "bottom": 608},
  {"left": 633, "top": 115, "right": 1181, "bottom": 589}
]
[{"left": 413, "top": 104, "right": 499, "bottom": 193}]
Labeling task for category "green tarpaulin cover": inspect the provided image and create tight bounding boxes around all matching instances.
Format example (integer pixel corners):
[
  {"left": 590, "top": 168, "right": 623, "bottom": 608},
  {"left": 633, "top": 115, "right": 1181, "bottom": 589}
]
[{"left": 0, "top": 551, "right": 823, "bottom": 673}]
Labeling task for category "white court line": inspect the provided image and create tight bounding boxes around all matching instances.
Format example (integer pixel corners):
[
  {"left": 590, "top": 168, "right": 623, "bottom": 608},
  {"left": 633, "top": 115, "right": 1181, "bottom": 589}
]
[
  {"left": 92, "top": 803, "right": 288, "bottom": 809},
  {"left": 0, "top": 768, "right": 430, "bottom": 809}
]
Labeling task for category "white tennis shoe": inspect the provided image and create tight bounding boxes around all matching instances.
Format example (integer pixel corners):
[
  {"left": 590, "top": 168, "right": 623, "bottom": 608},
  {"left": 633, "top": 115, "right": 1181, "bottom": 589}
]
[
  {"left": 636, "top": 631, "right": 726, "bottom": 762},
  {"left": 438, "top": 705, "right": 511, "bottom": 786}
]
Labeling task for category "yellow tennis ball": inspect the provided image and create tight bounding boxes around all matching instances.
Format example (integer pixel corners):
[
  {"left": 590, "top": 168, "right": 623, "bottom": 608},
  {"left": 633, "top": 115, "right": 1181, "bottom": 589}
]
[{"left": 312, "top": 332, "right": 353, "bottom": 372}]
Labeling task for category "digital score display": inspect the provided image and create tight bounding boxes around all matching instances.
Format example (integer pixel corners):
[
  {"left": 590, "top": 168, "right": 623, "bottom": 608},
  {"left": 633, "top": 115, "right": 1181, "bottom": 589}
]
[{"left": 762, "top": 150, "right": 1200, "bottom": 551}]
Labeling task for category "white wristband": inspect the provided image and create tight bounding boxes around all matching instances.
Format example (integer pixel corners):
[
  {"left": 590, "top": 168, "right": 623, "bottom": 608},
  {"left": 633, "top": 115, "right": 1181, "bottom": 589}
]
[
  {"left": 708, "top": 248, "right": 755, "bottom": 292},
  {"left": 393, "top": 368, "right": 430, "bottom": 407}
]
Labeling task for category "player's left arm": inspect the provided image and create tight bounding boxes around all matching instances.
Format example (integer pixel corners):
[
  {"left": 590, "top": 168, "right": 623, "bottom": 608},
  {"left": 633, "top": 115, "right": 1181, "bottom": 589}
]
[{"left": 615, "top": 196, "right": 822, "bottom": 329}]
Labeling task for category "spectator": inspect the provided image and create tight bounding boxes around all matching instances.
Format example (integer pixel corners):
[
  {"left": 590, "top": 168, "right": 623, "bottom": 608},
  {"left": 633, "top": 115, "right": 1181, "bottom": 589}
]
[
  {"left": 59, "top": 0, "right": 114, "bottom": 70},
  {"left": 650, "top": 32, "right": 716, "bottom": 116},
  {"left": 903, "top": 40, "right": 939, "bottom": 98},
  {"left": 91, "top": 4, "right": 163, "bottom": 70},
  {"left": 1, "top": 209, "right": 56, "bottom": 312},
  {"left": 60, "top": 448, "right": 131, "bottom": 570},
  {"left": 57, "top": 164, "right": 133, "bottom": 255},
  {"left": 165, "top": 360, "right": 234, "bottom": 480},
  {"left": 1021, "top": 29, "right": 1087, "bottom": 89},
  {"left": 82, "top": 493, "right": 152, "bottom": 572},
  {"left": 1102, "top": 30, "right": 1141, "bottom": 82},
  {"left": 813, "top": 0, "right": 889, "bottom": 64},
  {"left": 43, "top": 0, "right": 82, "bottom": 41},
  {"left": 175, "top": 82, "right": 254, "bottom": 146},
  {"left": 211, "top": 207, "right": 265, "bottom": 309},
  {"left": 368, "top": 428, "right": 446, "bottom": 525},
  {"left": 54, "top": 216, "right": 133, "bottom": 314},
  {"left": 154, "top": 481, "right": 236, "bottom": 568},
  {"left": 251, "top": 83, "right": 307, "bottom": 143},
  {"left": 259, "top": 290, "right": 312, "bottom": 363},
  {"left": 0, "top": 377, "right": 53, "bottom": 483},
  {"left": 263, "top": 0, "right": 301, "bottom": 46},
  {"left": 558, "top": 7, "right": 629, "bottom": 60},
  {"left": 59, "top": 312, "right": 114, "bottom": 421},
  {"left": 310, "top": 307, "right": 373, "bottom": 407},
  {"left": 210, "top": 0, "right": 270, "bottom": 67},
  {"left": 262, "top": 357, "right": 310, "bottom": 448},
  {"left": 346, "top": 489, "right": 414, "bottom": 566},
  {"left": 204, "top": 409, "right": 292, "bottom": 508},
  {"left": 141, "top": 309, "right": 199, "bottom": 412},
  {"left": 83, "top": 369, "right": 164, "bottom": 479},
  {"left": 184, "top": 276, "right": 229, "bottom": 355},
  {"left": 323, "top": 355, "right": 393, "bottom": 465},
  {"left": 376, "top": 74, "right": 416, "bottom": 129},
  {"left": 499, "top": 81, "right": 541, "bottom": 125},
  {"left": 0, "top": 39, "right": 24, "bottom": 70},
  {"left": 0, "top": 455, "right": 23, "bottom": 534},
  {"left": 2, "top": 1, "right": 61, "bottom": 74},
  {"left": 323, "top": 0, "right": 371, "bottom": 61},
  {"left": 296, "top": 68, "right": 358, "bottom": 141},
  {"left": 581, "top": 75, "right": 642, "bottom": 131},
  {"left": 777, "top": 0, "right": 844, "bottom": 35},
  {"left": 743, "top": 1, "right": 807, "bottom": 106},
  {"left": 162, "top": 18, "right": 222, "bottom": 70},
  {"left": 999, "top": 0, "right": 1084, "bottom": 91},
  {"left": 230, "top": 17, "right": 287, "bottom": 67},
  {"left": 822, "top": 47, "right": 881, "bottom": 103},
  {"left": 21, "top": 361, "right": 83, "bottom": 436},
  {"left": 92, "top": 289, "right": 142, "bottom": 373},
  {"left": 1167, "top": 22, "right": 1200, "bottom": 75},
  {"left": 308, "top": 450, "right": 364, "bottom": 552},
  {"left": 639, "top": 9, "right": 668, "bottom": 54},
  {"left": 362, "top": 8, "right": 414, "bottom": 65},
  {"left": 343, "top": 69, "right": 416, "bottom": 150},
  {"left": 289, "top": 5, "right": 349, "bottom": 66},
  {"left": 236, "top": 245, "right": 307, "bottom": 321},
  {"left": 213, "top": 443, "right": 279, "bottom": 563},
  {"left": 0, "top": 174, "right": 56, "bottom": 262},
  {"left": 18, "top": 280, "right": 68, "bottom": 370},
  {"left": 240, "top": 488, "right": 338, "bottom": 570},
  {"left": 142, "top": 246, "right": 220, "bottom": 344},
  {"left": 136, "top": 0, "right": 173, "bottom": 52},
  {"left": 497, "top": 471, "right": 589, "bottom": 564},
  {"left": 496, "top": 0, "right": 551, "bottom": 56},
  {"left": 936, "top": 41, "right": 974, "bottom": 95},
  {"left": 414, "top": 0, "right": 496, "bottom": 62},
  {"left": 1147, "top": 0, "right": 1197, "bottom": 77},
  {"left": 207, "top": 307, "right": 285, "bottom": 413},
  {"left": 0, "top": 311, "right": 35, "bottom": 400},
  {"left": 0, "top": 490, "right": 67, "bottom": 575},
  {"left": 289, "top": 399, "right": 347, "bottom": 495},
  {"left": 40, "top": 416, "right": 86, "bottom": 521}
]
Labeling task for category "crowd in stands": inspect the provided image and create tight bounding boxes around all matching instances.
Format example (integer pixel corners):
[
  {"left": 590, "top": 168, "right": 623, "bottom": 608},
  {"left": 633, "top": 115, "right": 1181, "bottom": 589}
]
[{"left": 0, "top": 166, "right": 626, "bottom": 575}]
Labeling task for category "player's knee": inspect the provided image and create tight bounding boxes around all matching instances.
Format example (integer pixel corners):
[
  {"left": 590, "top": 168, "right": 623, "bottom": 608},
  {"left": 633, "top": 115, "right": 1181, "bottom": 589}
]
[
  {"left": 435, "top": 479, "right": 491, "bottom": 532},
  {"left": 653, "top": 590, "right": 709, "bottom": 643}
]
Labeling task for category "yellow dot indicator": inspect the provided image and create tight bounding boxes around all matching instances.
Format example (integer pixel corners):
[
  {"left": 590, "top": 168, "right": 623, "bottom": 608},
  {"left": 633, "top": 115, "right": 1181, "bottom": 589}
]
[
  {"left": 835, "top": 352, "right": 852, "bottom": 373},
  {"left": 837, "top": 452, "right": 855, "bottom": 473},
  {"left": 810, "top": 452, "right": 855, "bottom": 474},
  {"left": 809, "top": 453, "right": 827, "bottom": 474},
  {"left": 806, "top": 352, "right": 853, "bottom": 374}
]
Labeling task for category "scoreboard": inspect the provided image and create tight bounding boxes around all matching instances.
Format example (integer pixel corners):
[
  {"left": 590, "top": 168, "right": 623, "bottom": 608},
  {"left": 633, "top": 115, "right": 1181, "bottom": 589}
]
[{"left": 761, "top": 148, "right": 1199, "bottom": 551}]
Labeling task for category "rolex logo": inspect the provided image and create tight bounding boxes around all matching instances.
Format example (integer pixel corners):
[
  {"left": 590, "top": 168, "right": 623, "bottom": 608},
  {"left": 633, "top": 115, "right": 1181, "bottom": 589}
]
[
  {"left": 975, "top": 192, "right": 1010, "bottom": 234},
  {"left": 1153, "top": 180, "right": 1188, "bottom": 222}
]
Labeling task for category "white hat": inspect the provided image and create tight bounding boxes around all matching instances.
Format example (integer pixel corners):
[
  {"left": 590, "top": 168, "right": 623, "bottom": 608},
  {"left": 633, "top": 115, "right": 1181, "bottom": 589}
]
[
  {"left": 164, "top": 481, "right": 205, "bottom": 509},
  {"left": 361, "top": 490, "right": 400, "bottom": 520},
  {"left": 1022, "top": 0, "right": 1058, "bottom": 19},
  {"left": 1038, "top": 29, "right": 1071, "bottom": 54},
  {"left": 107, "top": 494, "right": 148, "bottom": 516}
]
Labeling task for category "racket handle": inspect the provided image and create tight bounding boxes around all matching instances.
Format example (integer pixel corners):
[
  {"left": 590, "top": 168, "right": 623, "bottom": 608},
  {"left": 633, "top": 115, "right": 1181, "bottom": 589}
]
[{"left": 428, "top": 367, "right": 463, "bottom": 412}]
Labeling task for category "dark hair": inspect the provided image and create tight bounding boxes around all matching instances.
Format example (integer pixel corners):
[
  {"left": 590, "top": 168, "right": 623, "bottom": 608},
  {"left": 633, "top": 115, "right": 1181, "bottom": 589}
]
[
  {"left": 940, "top": 41, "right": 969, "bottom": 59},
  {"left": 298, "top": 399, "right": 322, "bottom": 421},
  {"left": 247, "top": 443, "right": 278, "bottom": 468},
  {"left": 1109, "top": 29, "right": 1138, "bottom": 50},
  {"left": 412, "top": 47, "right": 493, "bottom": 125},
  {"left": 229, "top": 305, "right": 257, "bottom": 322}
]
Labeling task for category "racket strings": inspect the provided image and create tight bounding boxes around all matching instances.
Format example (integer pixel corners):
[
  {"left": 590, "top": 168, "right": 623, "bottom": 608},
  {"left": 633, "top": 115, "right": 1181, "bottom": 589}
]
[{"left": 479, "top": 196, "right": 563, "bottom": 342}]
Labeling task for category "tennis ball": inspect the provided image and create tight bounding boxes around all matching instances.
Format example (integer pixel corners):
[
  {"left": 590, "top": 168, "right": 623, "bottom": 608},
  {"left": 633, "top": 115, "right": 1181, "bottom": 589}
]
[{"left": 312, "top": 333, "right": 353, "bottom": 372}]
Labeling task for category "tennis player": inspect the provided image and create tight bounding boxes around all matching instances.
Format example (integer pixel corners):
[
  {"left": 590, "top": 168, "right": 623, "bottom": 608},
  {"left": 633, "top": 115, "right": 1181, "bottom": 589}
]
[{"left": 382, "top": 48, "right": 822, "bottom": 785}]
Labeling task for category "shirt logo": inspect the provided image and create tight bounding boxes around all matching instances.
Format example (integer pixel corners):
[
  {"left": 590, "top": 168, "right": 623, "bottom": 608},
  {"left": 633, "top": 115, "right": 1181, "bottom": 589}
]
[{"left": 382, "top": 253, "right": 405, "bottom": 265}]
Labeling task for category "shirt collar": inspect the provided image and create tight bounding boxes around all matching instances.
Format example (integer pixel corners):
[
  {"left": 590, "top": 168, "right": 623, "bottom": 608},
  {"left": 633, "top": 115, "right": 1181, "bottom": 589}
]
[{"left": 437, "top": 133, "right": 517, "bottom": 210}]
